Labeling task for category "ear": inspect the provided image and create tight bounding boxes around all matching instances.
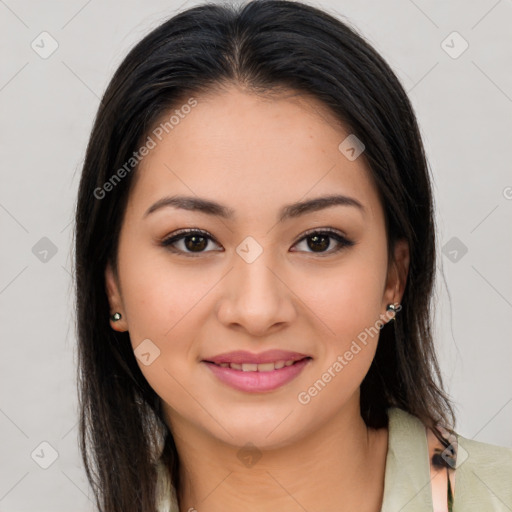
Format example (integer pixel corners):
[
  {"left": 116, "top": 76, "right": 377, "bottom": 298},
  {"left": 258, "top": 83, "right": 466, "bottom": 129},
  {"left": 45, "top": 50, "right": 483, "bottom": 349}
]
[
  {"left": 105, "top": 261, "right": 128, "bottom": 332},
  {"left": 382, "top": 238, "right": 410, "bottom": 320}
]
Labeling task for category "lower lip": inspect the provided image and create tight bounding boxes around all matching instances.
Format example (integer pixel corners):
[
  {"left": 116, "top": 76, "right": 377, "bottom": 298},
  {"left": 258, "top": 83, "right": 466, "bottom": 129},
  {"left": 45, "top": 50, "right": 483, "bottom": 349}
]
[{"left": 203, "top": 358, "right": 311, "bottom": 393}]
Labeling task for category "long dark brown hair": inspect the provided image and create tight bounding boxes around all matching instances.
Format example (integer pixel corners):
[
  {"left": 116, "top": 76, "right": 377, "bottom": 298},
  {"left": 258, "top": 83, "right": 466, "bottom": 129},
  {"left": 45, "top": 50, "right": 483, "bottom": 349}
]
[{"left": 73, "top": 1, "right": 456, "bottom": 510}]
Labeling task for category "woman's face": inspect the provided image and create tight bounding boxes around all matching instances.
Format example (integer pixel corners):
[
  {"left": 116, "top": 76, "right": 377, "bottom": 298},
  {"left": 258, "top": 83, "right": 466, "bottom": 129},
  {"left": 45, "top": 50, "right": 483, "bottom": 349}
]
[{"left": 105, "top": 85, "right": 409, "bottom": 448}]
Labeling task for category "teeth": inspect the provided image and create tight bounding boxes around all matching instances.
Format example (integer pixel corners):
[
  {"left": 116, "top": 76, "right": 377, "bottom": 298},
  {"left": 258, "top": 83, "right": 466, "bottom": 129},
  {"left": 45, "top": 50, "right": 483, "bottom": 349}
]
[
  {"left": 256, "top": 362, "right": 276, "bottom": 372},
  {"left": 215, "top": 359, "right": 303, "bottom": 371}
]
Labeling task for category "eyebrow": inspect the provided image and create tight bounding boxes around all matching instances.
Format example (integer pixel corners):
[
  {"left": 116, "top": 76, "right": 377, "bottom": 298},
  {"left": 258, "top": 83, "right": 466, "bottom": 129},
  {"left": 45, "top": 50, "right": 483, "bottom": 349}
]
[{"left": 143, "top": 194, "right": 365, "bottom": 222}]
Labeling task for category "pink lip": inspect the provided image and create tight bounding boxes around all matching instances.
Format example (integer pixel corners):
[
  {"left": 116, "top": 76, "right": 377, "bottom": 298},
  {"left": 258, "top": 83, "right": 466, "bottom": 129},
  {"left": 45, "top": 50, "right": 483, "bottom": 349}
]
[
  {"left": 203, "top": 349, "right": 310, "bottom": 365},
  {"left": 202, "top": 357, "right": 312, "bottom": 393}
]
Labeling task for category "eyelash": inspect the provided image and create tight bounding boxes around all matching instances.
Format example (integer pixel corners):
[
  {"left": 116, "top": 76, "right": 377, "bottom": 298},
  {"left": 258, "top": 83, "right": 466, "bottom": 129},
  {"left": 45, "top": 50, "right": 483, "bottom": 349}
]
[{"left": 160, "top": 227, "right": 355, "bottom": 257}]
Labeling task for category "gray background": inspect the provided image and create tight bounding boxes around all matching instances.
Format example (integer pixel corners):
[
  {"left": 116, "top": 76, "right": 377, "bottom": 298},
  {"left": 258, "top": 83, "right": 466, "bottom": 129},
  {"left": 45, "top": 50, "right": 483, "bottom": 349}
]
[{"left": 1, "top": 0, "right": 511, "bottom": 510}]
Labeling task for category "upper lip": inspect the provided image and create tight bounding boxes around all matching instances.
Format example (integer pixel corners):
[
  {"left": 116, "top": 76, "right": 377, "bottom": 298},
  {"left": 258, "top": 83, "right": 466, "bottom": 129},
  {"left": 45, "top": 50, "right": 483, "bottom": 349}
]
[{"left": 203, "top": 350, "right": 311, "bottom": 365}]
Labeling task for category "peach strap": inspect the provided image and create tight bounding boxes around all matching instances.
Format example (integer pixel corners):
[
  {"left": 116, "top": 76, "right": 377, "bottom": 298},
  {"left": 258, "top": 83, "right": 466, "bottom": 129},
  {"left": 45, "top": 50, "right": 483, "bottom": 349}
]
[{"left": 426, "top": 425, "right": 457, "bottom": 511}]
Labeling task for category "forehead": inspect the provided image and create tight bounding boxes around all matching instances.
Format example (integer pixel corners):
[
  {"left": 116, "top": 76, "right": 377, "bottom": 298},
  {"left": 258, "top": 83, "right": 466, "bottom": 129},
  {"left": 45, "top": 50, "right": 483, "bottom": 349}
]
[{"left": 128, "top": 85, "right": 382, "bottom": 223}]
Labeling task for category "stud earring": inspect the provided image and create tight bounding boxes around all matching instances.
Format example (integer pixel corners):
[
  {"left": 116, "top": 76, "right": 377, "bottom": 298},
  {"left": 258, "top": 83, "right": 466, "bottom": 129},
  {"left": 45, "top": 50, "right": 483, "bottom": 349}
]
[
  {"left": 386, "top": 303, "right": 399, "bottom": 322},
  {"left": 111, "top": 312, "right": 122, "bottom": 322}
]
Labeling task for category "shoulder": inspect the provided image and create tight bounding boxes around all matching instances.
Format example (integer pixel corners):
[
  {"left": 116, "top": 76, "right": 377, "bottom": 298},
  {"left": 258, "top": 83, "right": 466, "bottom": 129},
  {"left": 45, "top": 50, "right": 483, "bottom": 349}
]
[
  {"left": 385, "top": 407, "right": 512, "bottom": 510},
  {"left": 453, "top": 432, "right": 512, "bottom": 510}
]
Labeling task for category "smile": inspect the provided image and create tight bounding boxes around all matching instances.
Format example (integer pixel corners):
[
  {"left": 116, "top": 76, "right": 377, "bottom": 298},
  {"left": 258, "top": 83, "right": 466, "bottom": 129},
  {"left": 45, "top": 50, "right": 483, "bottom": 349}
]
[
  {"left": 203, "top": 357, "right": 312, "bottom": 392},
  {"left": 212, "top": 359, "right": 305, "bottom": 371}
]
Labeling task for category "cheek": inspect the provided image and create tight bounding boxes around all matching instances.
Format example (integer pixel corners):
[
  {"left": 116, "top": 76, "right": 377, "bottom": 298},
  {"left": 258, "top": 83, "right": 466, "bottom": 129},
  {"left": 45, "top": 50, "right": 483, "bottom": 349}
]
[
  {"left": 119, "top": 261, "right": 204, "bottom": 417},
  {"left": 116, "top": 225, "right": 388, "bottom": 428},
  {"left": 118, "top": 240, "right": 213, "bottom": 344},
  {"left": 291, "top": 251, "right": 388, "bottom": 406},
  {"left": 116, "top": 243, "right": 220, "bottom": 402},
  {"left": 296, "top": 254, "right": 387, "bottom": 343},
  {"left": 294, "top": 266, "right": 385, "bottom": 416}
]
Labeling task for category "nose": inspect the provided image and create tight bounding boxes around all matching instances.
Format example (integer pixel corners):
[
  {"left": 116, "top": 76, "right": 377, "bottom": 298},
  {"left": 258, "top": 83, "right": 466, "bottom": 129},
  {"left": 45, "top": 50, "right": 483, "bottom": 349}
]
[{"left": 216, "top": 250, "right": 297, "bottom": 336}]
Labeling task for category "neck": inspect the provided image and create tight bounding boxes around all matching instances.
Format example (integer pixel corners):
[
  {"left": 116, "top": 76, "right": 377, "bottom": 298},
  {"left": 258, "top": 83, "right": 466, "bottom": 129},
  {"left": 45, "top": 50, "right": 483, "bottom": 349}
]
[{"left": 165, "top": 396, "right": 388, "bottom": 512}]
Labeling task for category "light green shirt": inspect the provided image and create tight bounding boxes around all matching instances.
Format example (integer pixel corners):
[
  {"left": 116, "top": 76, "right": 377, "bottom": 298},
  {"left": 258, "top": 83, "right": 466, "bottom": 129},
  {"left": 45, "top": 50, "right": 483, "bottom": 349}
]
[
  {"left": 382, "top": 407, "right": 512, "bottom": 511},
  {"left": 155, "top": 406, "right": 512, "bottom": 511}
]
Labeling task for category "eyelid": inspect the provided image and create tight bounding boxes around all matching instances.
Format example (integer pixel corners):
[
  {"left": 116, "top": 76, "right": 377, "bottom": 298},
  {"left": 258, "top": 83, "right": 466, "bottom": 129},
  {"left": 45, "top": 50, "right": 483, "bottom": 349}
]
[
  {"left": 160, "top": 228, "right": 222, "bottom": 254},
  {"left": 165, "top": 227, "right": 218, "bottom": 241},
  {"left": 293, "top": 226, "right": 348, "bottom": 243},
  {"left": 291, "top": 227, "right": 354, "bottom": 256},
  {"left": 160, "top": 227, "right": 354, "bottom": 255}
]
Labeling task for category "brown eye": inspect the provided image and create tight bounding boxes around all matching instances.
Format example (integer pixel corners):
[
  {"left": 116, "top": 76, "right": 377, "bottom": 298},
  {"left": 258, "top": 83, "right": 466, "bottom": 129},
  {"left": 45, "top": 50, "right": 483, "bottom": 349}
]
[
  {"left": 161, "top": 229, "right": 221, "bottom": 255},
  {"left": 161, "top": 228, "right": 354, "bottom": 257},
  {"left": 183, "top": 234, "right": 208, "bottom": 252},
  {"left": 293, "top": 229, "right": 354, "bottom": 255},
  {"left": 306, "top": 233, "right": 330, "bottom": 252}
]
